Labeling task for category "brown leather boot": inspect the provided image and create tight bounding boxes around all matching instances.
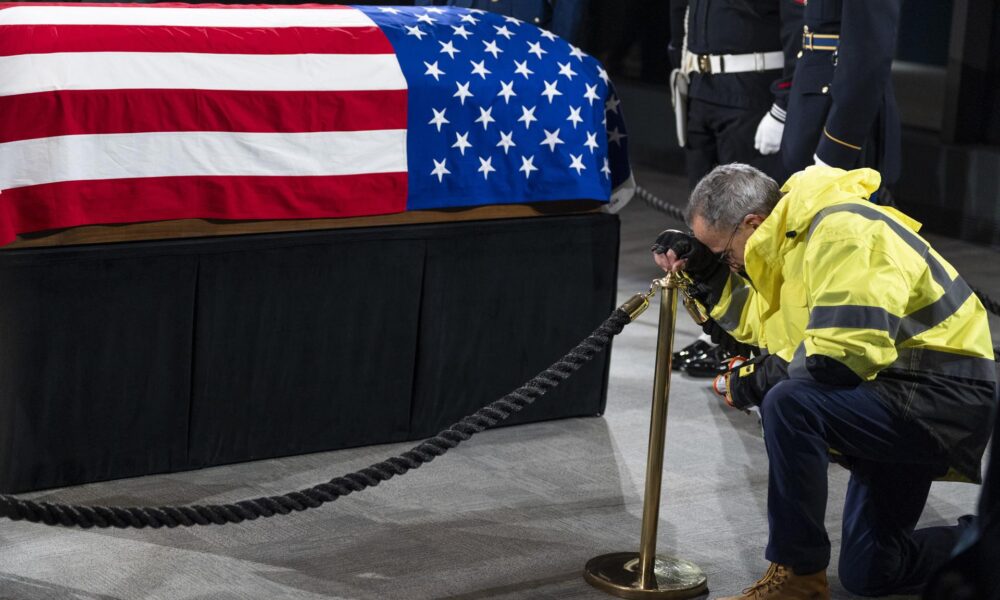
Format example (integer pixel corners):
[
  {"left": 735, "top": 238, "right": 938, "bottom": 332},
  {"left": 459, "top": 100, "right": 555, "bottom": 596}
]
[{"left": 716, "top": 563, "right": 830, "bottom": 600}]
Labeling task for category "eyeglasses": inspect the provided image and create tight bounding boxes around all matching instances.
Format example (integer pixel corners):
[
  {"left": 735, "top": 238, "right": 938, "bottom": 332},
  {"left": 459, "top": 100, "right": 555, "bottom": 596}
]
[{"left": 716, "top": 220, "right": 743, "bottom": 266}]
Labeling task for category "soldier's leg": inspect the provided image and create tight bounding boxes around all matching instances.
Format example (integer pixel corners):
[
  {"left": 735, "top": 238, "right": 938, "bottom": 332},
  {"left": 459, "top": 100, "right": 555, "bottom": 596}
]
[
  {"left": 684, "top": 97, "right": 719, "bottom": 189},
  {"left": 714, "top": 105, "right": 786, "bottom": 183}
]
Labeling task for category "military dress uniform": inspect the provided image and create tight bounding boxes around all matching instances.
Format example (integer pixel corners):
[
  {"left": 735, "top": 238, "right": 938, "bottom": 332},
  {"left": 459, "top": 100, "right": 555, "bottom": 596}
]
[
  {"left": 413, "top": 0, "right": 587, "bottom": 45},
  {"left": 780, "top": 0, "right": 902, "bottom": 184},
  {"left": 670, "top": 0, "right": 804, "bottom": 189}
]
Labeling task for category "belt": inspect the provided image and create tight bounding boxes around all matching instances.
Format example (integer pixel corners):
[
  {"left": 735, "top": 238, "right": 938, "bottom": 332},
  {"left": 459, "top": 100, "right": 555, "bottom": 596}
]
[
  {"left": 682, "top": 50, "right": 784, "bottom": 75},
  {"left": 802, "top": 31, "right": 839, "bottom": 51}
]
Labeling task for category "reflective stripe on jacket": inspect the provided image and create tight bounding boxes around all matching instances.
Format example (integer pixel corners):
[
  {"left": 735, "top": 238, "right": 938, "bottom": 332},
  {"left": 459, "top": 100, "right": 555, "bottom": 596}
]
[{"left": 711, "top": 166, "right": 997, "bottom": 480}]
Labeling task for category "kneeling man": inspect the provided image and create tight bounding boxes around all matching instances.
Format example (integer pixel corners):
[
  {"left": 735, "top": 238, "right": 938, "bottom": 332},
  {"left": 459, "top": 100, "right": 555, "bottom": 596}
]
[{"left": 652, "top": 164, "right": 997, "bottom": 599}]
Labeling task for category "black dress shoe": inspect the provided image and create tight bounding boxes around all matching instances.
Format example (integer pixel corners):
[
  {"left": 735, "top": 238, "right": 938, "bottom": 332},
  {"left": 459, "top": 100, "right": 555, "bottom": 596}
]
[
  {"left": 672, "top": 339, "right": 713, "bottom": 371},
  {"left": 684, "top": 344, "right": 736, "bottom": 378}
]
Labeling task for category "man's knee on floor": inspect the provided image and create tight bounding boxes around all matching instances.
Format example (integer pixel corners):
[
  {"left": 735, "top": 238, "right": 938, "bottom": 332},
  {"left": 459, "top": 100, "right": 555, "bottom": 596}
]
[{"left": 838, "top": 552, "right": 906, "bottom": 597}]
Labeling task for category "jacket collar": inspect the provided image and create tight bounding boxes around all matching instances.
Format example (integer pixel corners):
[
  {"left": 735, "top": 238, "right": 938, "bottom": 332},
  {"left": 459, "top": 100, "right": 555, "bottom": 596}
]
[{"left": 743, "top": 166, "right": 894, "bottom": 294}]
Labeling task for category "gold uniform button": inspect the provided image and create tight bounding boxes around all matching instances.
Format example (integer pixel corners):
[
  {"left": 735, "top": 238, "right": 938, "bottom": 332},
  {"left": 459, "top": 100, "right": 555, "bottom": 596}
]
[
  {"left": 533, "top": 16, "right": 541, "bottom": 23},
  {"left": 821, "top": 85, "right": 829, "bottom": 94}
]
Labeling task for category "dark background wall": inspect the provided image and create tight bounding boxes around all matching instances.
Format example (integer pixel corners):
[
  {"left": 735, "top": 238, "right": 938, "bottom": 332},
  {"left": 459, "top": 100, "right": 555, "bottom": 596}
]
[
  {"left": 987, "top": 8, "right": 1000, "bottom": 146},
  {"left": 895, "top": 0, "right": 1000, "bottom": 247},
  {"left": 897, "top": 0, "right": 952, "bottom": 66}
]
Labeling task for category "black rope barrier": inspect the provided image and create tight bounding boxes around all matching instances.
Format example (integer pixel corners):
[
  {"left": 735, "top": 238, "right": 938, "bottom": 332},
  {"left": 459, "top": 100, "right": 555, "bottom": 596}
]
[
  {"left": 635, "top": 185, "right": 1000, "bottom": 322},
  {"left": 0, "top": 309, "right": 632, "bottom": 529},
  {"left": 3, "top": 184, "right": 995, "bottom": 528},
  {"left": 635, "top": 184, "right": 686, "bottom": 224}
]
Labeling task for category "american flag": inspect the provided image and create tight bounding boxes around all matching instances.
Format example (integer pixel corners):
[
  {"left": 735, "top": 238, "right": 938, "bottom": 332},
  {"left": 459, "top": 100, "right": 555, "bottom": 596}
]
[{"left": 0, "top": 3, "right": 632, "bottom": 245}]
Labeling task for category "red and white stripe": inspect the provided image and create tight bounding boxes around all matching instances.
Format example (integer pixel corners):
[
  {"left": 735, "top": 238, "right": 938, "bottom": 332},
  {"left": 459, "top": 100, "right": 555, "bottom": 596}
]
[{"left": 0, "top": 3, "right": 408, "bottom": 243}]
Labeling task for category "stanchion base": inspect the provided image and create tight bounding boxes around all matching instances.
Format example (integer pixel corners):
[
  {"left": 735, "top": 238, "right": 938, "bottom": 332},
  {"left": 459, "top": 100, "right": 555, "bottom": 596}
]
[{"left": 584, "top": 552, "right": 708, "bottom": 599}]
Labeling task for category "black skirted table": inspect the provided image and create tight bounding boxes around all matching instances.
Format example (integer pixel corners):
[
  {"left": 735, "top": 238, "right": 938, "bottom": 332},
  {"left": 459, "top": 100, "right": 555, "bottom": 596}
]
[{"left": 0, "top": 213, "right": 619, "bottom": 493}]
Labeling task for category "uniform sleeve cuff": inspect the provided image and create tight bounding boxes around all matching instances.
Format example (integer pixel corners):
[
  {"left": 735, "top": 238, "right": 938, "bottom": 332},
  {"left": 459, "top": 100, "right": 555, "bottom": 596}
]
[
  {"left": 816, "top": 128, "right": 861, "bottom": 169},
  {"left": 768, "top": 103, "right": 786, "bottom": 123}
]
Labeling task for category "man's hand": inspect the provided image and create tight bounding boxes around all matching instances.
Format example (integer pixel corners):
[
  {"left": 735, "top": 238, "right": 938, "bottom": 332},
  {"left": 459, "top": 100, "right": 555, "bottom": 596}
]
[
  {"left": 650, "top": 229, "right": 719, "bottom": 280},
  {"left": 712, "top": 356, "right": 748, "bottom": 408},
  {"left": 653, "top": 248, "right": 687, "bottom": 274},
  {"left": 724, "top": 354, "right": 789, "bottom": 409},
  {"left": 651, "top": 229, "right": 691, "bottom": 274},
  {"left": 754, "top": 105, "right": 785, "bottom": 155}
]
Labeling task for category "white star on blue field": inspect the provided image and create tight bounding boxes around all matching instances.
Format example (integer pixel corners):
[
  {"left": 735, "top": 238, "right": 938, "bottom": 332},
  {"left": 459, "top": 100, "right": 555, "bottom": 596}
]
[{"left": 359, "top": 5, "right": 631, "bottom": 210}]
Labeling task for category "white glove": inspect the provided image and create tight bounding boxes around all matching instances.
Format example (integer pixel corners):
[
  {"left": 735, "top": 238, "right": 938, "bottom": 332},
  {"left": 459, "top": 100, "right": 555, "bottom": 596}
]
[
  {"left": 813, "top": 153, "right": 829, "bottom": 167},
  {"left": 754, "top": 104, "right": 785, "bottom": 155}
]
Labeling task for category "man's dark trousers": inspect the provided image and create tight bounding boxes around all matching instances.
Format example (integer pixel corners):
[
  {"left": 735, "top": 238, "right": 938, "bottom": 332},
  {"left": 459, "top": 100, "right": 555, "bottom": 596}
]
[{"left": 759, "top": 379, "right": 970, "bottom": 596}]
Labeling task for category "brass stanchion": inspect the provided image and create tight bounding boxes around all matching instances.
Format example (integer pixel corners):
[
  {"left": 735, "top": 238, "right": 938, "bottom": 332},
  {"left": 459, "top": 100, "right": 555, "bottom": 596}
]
[{"left": 584, "top": 274, "right": 708, "bottom": 599}]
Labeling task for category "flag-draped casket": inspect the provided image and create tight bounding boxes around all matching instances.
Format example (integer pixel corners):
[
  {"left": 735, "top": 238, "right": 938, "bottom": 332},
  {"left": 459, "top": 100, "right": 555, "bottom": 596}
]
[
  {"left": 0, "top": 2, "right": 632, "bottom": 245},
  {"left": 0, "top": 3, "right": 628, "bottom": 492}
]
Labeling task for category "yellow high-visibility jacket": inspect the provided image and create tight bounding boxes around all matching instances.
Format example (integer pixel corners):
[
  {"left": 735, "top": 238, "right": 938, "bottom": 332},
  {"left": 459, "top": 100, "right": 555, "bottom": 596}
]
[{"left": 710, "top": 166, "right": 997, "bottom": 481}]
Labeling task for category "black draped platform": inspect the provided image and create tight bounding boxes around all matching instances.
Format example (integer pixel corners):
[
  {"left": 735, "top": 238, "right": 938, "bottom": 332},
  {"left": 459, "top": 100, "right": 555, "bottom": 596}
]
[{"left": 0, "top": 213, "right": 619, "bottom": 493}]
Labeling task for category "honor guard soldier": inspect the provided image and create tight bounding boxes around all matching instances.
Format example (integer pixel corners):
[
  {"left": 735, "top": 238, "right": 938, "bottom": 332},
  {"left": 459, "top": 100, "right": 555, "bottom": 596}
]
[
  {"left": 781, "top": 0, "right": 903, "bottom": 189},
  {"left": 667, "top": 0, "right": 803, "bottom": 376},
  {"left": 669, "top": 0, "right": 804, "bottom": 190}
]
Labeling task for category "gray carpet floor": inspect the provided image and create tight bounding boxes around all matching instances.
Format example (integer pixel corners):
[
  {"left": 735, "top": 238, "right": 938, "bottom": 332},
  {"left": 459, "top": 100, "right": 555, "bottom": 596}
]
[{"left": 1, "top": 169, "right": 996, "bottom": 600}]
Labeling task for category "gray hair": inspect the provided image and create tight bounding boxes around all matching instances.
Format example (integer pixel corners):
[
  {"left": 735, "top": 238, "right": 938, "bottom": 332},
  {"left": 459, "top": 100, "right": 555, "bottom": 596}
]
[{"left": 684, "top": 163, "right": 781, "bottom": 231}]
